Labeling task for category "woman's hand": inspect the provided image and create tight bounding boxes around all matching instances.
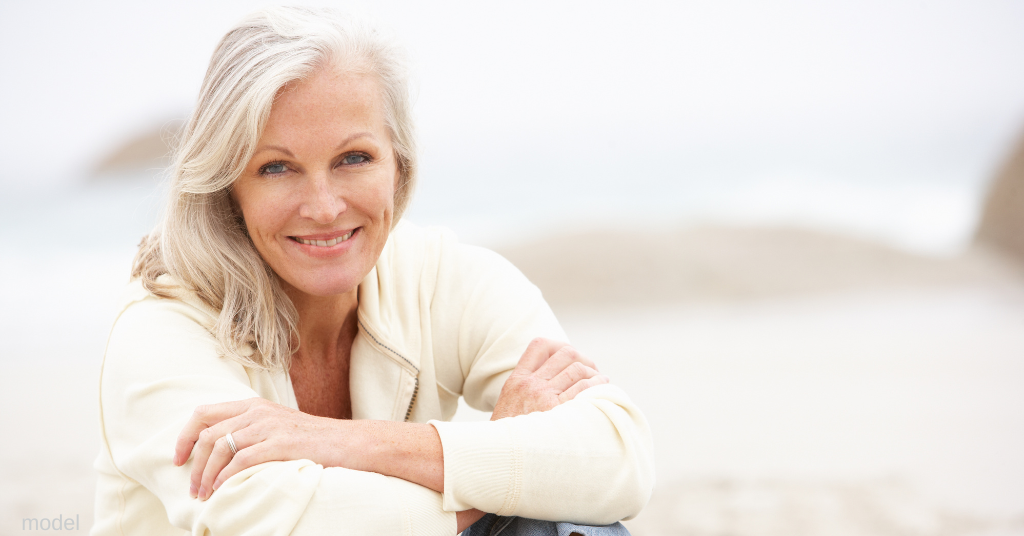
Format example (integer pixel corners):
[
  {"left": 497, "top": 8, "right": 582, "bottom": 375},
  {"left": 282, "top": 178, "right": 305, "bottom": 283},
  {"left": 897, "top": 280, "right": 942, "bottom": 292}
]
[
  {"left": 491, "top": 338, "right": 610, "bottom": 421},
  {"left": 174, "top": 398, "right": 451, "bottom": 501},
  {"left": 172, "top": 398, "right": 348, "bottom": 500},
  {"left": 173, "top": 338, "right": 607, "bottom": 502}
]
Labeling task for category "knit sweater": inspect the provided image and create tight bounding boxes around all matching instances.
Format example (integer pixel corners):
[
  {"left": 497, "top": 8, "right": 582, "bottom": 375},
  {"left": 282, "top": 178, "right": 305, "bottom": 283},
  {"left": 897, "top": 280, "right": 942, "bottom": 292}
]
[{"left": 91, "top": 221, "right": 654, "bottom": 535}]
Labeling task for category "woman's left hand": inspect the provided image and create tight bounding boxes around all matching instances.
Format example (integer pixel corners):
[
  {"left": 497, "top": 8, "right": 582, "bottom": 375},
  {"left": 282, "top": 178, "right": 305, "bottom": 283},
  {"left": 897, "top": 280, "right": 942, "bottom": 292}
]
[{"left": 173, "top": 397, "right": 348, "bottom": 500}]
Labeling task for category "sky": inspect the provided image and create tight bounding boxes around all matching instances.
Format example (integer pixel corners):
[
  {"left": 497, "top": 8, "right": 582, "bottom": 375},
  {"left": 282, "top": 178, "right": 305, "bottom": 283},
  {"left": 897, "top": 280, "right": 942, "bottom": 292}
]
[{"left": 2, "top": 0, "right": 1024, "bottom": 252}]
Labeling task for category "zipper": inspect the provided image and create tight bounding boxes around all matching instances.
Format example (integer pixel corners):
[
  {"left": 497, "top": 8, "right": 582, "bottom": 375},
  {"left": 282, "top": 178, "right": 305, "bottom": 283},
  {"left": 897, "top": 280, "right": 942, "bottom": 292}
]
[
  {"left": 357, "top": 319, "right": 420, "bottom": 422},
  {"left": 404, "top": 378, "right": 419, "bottom": 422}
]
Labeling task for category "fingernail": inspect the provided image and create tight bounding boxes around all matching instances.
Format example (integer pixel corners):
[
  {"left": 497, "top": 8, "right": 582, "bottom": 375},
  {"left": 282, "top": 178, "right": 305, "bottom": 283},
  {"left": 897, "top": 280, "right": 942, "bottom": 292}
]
[
  {"left": 190, "top": 484, "right": 198, "bottom": 498},
  {"left": 212, "top": 480, "right": 220, "bottom": 491},
  {"left": 198, "top": 486, "right": 207, "bottom": 500},
  {"left": 172, "top": 454, "right": 180, "bottom": 465}
]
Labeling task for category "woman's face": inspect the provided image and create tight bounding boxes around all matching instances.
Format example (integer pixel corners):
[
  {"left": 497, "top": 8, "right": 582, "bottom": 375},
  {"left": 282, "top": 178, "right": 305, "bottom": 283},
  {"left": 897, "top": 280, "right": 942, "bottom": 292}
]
[{"left": 232, "top": 66, "right": 397, "bottom": 299}]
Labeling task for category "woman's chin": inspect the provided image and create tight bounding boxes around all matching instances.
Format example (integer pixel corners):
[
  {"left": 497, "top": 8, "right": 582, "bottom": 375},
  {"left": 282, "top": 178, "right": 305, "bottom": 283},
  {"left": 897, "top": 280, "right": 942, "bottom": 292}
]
[{"left": 279, "top": 273, "right": 363, "bottom": 300}]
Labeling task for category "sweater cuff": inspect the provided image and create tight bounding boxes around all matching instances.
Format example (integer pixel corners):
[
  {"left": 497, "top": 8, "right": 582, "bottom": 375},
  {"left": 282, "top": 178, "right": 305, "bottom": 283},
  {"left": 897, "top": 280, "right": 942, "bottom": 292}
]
[{"left": 429, "top": 419, "right": 521, "bottom": 514}]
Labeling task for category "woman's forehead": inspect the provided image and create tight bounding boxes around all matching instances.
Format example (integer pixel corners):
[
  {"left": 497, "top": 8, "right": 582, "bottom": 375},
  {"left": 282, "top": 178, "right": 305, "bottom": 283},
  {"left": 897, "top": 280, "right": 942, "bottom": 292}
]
[{"left": 262, "top": 68, "right": 388, "bottom": 146}]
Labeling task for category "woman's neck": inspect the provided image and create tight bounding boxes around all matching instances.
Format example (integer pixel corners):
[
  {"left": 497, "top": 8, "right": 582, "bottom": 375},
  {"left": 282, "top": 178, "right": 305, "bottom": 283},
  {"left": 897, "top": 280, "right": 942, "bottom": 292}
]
[
  {"left": 282, "top": 282, "right": 358, "bottom": 419},
  {"left": 283, "top": 283, "right": 359, "bottom": 362}
]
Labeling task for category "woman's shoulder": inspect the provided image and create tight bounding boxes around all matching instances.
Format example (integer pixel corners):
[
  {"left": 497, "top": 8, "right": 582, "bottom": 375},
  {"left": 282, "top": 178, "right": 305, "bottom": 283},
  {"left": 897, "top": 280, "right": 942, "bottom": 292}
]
[
  {"left": 384, "top": 220, "right": 525, "bottom": 283},
  {"left": 377, "top": 221, "right": 545, "bottom": 323},
  {"left": 106, "top": 276, "right": 249, "bottom": 370},
  {"left": 114, "top": 275, "right": 220, "bottom": 333},
  {"left": 362, "top": 220, "right": 543, "bottom": 334},
  {"left": 102, "top": 277, "right": 255, "bottom": 396},
  {"left": 379, "top": 219, "right": 453, "bottom": 265}
]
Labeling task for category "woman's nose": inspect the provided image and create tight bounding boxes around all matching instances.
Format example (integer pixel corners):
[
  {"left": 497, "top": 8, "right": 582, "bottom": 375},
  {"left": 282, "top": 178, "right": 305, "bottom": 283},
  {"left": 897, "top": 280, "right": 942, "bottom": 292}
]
[{"left": 298, "top": 173, "right": 347, "bottom": 224}]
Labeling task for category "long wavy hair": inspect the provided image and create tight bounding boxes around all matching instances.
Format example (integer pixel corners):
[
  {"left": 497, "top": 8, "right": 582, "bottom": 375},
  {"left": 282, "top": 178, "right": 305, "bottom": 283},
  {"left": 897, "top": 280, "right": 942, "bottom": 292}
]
[{"left": 132, "top": 6, "right": 417, "bottom": 371}]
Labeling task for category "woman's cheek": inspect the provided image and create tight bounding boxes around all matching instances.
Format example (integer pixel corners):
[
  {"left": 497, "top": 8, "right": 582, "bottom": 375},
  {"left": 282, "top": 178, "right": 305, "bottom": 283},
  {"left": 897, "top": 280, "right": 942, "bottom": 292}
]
[{"left": 361, "top": 178, "right": 395, "bottom": 225}]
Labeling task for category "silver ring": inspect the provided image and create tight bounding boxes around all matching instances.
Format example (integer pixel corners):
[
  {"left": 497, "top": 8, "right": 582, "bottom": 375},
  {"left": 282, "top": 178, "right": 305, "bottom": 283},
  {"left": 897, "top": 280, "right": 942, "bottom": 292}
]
[{"left": 225, "top": 432, "right": 238, "bottom": 455}]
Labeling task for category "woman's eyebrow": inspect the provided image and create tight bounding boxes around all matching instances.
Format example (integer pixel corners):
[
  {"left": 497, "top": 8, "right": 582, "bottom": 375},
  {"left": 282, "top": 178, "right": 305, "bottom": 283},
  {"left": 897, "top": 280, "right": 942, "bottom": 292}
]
[
  {"left": 334, "top": 132, "right": 376, "bottom": 151},
  {"left": 253, "top": 132, "right": 378, "bottom": 158},
  {"left": 253, "top": 145, "right": 296, "bottom": 158}
]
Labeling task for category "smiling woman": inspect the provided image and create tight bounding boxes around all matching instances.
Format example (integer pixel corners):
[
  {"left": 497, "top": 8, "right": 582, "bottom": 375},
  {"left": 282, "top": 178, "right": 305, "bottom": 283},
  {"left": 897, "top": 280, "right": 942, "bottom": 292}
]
[
  {"left": 230, "top": 68, "right": 401, "bottom": 424},
  {"left": 92, "top": 6, "right": 653, "bottom": 536},
  {"left": 234, "top": 69, "right": 397, "bottom": 304}
]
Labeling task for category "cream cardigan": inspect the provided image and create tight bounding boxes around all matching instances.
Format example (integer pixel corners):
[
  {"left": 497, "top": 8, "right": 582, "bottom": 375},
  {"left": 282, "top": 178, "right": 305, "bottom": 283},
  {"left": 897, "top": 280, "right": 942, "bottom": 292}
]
[{"left": 92, "top": 221, "right": 654, "bottom": 536}]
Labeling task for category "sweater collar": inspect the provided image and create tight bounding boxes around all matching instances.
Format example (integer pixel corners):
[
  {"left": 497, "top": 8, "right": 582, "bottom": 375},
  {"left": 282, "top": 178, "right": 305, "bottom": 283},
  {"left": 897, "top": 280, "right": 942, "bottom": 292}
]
[{"left": 349, "top": 223, "right": 421, "bottom": 421}]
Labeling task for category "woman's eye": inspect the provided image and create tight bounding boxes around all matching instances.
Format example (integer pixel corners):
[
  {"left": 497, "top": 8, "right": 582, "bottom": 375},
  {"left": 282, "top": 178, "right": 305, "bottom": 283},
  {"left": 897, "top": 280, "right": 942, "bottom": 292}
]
[
  {"left": 341, "top": 154, "right": 369, "bottom": 165},
  {"left": 261, "top": 163, "right": 287, "bottom": 175}
]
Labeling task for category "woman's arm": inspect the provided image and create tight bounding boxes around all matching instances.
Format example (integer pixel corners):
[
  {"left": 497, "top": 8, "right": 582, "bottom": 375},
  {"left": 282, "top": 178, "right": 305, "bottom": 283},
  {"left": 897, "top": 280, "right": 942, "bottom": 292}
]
[
  {"left": 176, "top": 339, "right": 606, "bottom": 528},
  {"left": 429, "top": 238, "right": 656, "bottom": 524},
  {"left": 99, "top": 289, "right": 457, "bottom": 535},
  {"left": 173, "top": 402, "right": 487, "bottom": 530},
  {"left": 173, "top": 400, "right": 449, "bottom": 497},
  {"left": 431, "top": 384, "right": 654, "bottom": 524}
]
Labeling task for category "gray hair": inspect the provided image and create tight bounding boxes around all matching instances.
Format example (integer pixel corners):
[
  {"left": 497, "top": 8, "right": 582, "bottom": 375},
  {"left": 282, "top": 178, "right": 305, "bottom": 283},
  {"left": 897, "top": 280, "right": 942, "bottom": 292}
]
[{"left": 133, "top": 6, "right": 416, "bottom": 370}]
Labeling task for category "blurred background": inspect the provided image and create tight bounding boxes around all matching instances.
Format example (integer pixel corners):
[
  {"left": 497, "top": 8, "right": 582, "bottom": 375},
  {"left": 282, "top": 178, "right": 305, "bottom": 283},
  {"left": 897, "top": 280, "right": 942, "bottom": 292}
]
[{"left": 2, "top": 1, "right": 1024, "bottom": 534}]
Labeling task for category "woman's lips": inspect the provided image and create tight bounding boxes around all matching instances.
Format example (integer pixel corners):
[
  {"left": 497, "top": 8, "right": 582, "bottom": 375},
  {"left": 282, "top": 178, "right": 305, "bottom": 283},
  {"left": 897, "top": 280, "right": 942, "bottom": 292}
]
[{"left": 290, "top": 228, "right": 358, "bottom": 247}]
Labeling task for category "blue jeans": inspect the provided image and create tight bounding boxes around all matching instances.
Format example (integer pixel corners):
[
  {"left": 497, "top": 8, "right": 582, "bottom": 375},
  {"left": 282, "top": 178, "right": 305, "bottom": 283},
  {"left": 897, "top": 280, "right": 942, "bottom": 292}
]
[{"left": 462, "top": 514, "right": 630, "bottom": 536}]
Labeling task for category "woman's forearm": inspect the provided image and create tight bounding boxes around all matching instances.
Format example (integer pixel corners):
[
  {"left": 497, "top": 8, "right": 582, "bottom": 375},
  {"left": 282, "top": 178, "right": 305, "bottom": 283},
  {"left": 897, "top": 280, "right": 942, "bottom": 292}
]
[
  {"left": 346, "top": 420, "right": 485, "bottom": 532},
  {"left": 345, "top": 420, "right": 445, "bottom": 493},
  {"left": 431, "top": 385, "right": 655, "bottom": 524}
]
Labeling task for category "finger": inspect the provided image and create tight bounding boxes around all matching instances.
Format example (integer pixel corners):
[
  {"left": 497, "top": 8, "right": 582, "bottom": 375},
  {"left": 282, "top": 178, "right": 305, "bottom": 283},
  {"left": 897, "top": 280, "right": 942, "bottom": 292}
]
[
  {"left": 557, "top": 375, "right": 611, "bottom": 404},
  {"left": 187, "top": 414, "right": 253, "bottom": 497},
  {"left": 174, "top": 398, "right": 260, "bottom": 466},
  {"left": 516, "top": 337, "right": 570, "bottom": 373},
  {"left": 548, "top": 362, "right": 601, "bottom": 393},
  {"left": 535, "top": 345, "right": 597, "bottom": 380},
  {"left": 214, "top": 442, "right": 272, "bottom": 492},
  {"left": 198, "top": 434, "right": 242, "bottom": 500}
]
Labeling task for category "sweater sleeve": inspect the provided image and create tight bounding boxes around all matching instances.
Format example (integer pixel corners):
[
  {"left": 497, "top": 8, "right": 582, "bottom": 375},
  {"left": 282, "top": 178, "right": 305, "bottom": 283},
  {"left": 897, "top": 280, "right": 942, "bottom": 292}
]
[
  {"left": 427, "top": 237, "right": 655, "bottom": 524},
  {"left": 98, "top": 294, "right": 456, "bottom": 536}
]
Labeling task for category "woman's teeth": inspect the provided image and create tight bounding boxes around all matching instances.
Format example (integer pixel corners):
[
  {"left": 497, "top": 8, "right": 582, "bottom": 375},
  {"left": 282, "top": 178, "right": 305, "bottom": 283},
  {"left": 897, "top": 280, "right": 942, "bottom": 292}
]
[{"left": 295, "top": 230, "right": 354, "bottom": 247}]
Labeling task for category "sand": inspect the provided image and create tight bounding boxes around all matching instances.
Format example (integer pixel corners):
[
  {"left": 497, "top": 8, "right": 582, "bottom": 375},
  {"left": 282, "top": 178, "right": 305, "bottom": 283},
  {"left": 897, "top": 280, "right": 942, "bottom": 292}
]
[
  {"left": 564, "top": 290, "right": 1024, "bottom": 535},
  {"left": 3, "top": 225, "right": 1024, "bottom": 535}
]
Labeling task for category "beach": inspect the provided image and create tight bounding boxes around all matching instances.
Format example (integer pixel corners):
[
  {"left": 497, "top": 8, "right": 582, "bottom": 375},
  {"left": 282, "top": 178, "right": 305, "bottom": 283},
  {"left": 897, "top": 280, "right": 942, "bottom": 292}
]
[
  {"left": 3, "top": 2, "right": 1024, "bottom": 533},
  {"left": 3, "top": 222, "right": 1023, "bottom": 535}
]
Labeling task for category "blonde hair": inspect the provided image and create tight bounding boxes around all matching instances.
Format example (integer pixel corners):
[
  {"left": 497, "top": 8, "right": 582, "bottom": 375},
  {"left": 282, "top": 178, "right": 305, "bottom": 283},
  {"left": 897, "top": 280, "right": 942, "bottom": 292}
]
[{"left": 133, "top": 6, "right": 416, "bottom": 370}]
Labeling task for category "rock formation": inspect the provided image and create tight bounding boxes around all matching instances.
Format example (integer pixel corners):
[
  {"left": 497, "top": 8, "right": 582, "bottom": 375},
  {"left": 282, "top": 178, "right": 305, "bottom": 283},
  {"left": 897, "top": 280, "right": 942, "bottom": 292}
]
[
  {"left": 498, "top": 225, "right": 1022, "bottom": 310},
  {"left": 976, "top": 130, "right": 1024, "bottom": 262},
  {"left": 90, "top": 120, "right": 181, "bottom": 179}
]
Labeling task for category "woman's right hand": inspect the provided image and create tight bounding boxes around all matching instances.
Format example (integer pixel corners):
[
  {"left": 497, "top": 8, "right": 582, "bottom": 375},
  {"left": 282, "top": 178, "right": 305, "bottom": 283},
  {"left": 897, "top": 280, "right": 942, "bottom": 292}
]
[{"left": 490, "top": 338, "right": 610, "bottom": 421}]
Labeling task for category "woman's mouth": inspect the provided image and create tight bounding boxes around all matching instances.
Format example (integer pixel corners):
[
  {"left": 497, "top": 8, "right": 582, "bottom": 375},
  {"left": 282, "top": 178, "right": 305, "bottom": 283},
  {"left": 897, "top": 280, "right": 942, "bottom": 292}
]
[{"left": 291, "top": 229, "right": 357, "bottom": 247}]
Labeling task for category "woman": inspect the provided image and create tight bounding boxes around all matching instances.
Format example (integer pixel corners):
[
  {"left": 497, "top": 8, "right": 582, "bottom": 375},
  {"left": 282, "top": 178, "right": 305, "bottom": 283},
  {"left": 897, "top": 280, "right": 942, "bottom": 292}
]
[{"left": 93, "top": 7, "right": 653, "bottom": 535}]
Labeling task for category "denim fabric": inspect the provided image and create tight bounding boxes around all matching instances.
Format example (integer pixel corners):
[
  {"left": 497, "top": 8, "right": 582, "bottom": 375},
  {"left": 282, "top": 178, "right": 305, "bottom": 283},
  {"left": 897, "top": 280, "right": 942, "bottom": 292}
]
[{"left": 462, "top": 513, "right": 631, "bottom": 536}]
